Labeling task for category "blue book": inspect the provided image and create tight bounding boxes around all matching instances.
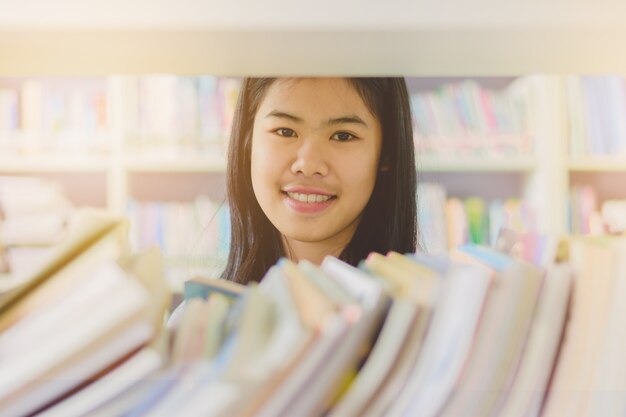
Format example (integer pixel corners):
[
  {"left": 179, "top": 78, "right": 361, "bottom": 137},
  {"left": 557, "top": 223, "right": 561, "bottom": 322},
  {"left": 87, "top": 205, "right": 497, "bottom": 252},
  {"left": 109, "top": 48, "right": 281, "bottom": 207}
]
[
  {"left": 184, "top": 277, "right": 246, "bottom": 301},
  {"left": 410, "top": 252, "right": 451, "bottom": 275},
  {"left": 458, "top": 244, "right": 513, "bottom": 271}
]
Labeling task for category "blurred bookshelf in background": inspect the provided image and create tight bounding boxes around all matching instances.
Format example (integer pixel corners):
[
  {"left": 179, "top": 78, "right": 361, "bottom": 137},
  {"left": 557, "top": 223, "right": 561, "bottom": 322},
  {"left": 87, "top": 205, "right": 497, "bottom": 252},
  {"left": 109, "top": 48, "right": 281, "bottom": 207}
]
[{"left": 2, "top": 75, "right": 626, "bottom": 290}]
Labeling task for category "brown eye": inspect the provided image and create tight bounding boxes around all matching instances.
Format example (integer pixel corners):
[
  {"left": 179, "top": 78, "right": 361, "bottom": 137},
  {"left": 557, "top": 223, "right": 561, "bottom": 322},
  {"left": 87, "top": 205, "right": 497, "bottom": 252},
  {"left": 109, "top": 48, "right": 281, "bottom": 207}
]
[
  {"left": 275, "top": 128, "right": 297, "bottom": 137},
  {"left": 332, "top": 131, "right": 356, "bottom": 142}
]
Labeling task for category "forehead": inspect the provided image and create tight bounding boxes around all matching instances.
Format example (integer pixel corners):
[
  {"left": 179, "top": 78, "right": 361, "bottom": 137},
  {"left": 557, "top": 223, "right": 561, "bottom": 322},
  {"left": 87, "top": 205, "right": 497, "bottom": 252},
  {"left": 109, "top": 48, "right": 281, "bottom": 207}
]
[{"left": 257, "top": 78, "right": 375, "bottom": 122}]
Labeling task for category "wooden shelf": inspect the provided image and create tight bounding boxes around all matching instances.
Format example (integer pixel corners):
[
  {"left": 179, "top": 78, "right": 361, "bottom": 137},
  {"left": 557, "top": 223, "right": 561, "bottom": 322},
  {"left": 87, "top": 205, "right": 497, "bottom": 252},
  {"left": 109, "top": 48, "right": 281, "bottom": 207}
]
[
  {"left": 418, "top": 155, "right": 537, "bottom": 172},
  {"left": 0, "top": 155, "right": 110, "bottom": 173},
  {"left": 123, "top": 155, "right": 226, "bottom": 173},
  {"left": 2, "top": 29, "right": 626, "bottom": 76},
  {"left": 568, "top": 157, "right": 626, "bottom": 172}
]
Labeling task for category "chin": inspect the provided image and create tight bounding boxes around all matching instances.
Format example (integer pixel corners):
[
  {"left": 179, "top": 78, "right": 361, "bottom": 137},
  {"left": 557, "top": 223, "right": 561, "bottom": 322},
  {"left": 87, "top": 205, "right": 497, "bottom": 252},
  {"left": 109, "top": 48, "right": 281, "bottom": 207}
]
[{"left": 282, "top": 229, "right": 332, "bottom": 243}]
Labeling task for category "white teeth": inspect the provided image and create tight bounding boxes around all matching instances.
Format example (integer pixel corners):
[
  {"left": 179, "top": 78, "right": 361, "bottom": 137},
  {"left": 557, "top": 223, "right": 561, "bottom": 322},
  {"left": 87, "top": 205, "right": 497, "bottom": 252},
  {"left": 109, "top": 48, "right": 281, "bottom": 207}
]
[{"left": 286, "top": 192, "right": 333, "bottom": 203}]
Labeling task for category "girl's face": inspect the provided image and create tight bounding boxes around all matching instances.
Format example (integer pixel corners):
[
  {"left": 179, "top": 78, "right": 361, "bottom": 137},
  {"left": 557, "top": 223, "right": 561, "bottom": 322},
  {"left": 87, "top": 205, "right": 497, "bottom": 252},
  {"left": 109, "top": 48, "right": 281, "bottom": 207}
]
[{"left": 251, "top": 78, "right": 382, "bottom": 254}]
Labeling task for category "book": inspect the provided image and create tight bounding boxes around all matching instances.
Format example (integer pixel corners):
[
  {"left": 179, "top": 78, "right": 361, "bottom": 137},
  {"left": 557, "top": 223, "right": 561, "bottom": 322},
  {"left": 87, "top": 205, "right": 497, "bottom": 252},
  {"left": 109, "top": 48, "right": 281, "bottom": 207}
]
[
  {"left": 183, "top": 275, "right": 246, "bottom": 301},
  {"left": 496, "top": 263, "right": 572, "bottom": 417},
  {"left": 0, "top": 208, "right": 168, "bottom": 417},
  {"left": 383, "top": 255, "right": 490, "bottom": 417},
  {"left": 542, "top": 237, "right": 621, "bottom": 417},
  {"left": 35, "top": 348, "right": 162, "bottom": 417},
  {"left": 0, "top": 208, "right": 124, "bottom": 314},
  {"left": 436, "top": 245, "right": 543, "bottom": 417},
  {"left": 8, "top": 227, "right": 626, "bottom": 417},
  {"left": 331, "top": 252, "right": 434, "bottom": 417}
]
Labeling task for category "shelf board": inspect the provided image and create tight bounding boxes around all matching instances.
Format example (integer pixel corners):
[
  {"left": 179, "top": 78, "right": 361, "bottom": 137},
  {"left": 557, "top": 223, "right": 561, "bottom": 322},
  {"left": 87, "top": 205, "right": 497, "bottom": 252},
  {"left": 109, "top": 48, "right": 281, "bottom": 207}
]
[
  {"left": 0, "top": 153, "right": 540, "bottom": 174},
  {"left": 123, "top": 155, "right": 226, "bottom": 172},
  {"left": 418, "top": 155, "right": 537, "bottom": 172},
  {"left": 0, "top": 155, "right": 110, "bottom": 172},
  {"left": 3, "top": 29, "right": 626, "bottom": 75},
  {"left": 568, "top": 157, "right": 626, "bottom": 172}
]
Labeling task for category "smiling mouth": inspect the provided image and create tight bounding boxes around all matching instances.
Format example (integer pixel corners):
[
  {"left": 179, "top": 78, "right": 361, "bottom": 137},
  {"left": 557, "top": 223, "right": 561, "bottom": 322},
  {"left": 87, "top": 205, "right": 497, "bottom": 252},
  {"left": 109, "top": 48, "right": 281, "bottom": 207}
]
[{"left": 282, "top": 191, "right": 337, "bottom": 203}]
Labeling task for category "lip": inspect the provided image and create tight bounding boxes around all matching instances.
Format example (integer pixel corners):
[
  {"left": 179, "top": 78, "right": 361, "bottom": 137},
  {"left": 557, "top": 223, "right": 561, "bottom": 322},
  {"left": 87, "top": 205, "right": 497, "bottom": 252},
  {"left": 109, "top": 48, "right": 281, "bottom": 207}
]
[{"left": 281, "top": 187, "right": 337, "bottom": 215}]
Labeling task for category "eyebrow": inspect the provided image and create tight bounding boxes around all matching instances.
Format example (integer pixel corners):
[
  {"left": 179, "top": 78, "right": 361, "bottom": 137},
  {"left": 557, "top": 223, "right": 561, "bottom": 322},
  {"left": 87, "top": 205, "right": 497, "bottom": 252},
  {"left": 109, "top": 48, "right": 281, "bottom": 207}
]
[
  {"left": 266, "top": 110, "right": 304, "bottom": 123},
  {"left": 266, "top": 110, "right": 368, "bottom": 127}
]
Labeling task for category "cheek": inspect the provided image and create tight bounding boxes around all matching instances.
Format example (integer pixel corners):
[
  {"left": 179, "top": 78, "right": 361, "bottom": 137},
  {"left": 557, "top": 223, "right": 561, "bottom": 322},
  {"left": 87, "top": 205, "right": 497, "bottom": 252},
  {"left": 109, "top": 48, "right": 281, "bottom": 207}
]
[
  {"left": 340, "top": 151, "right": 379, "bottom": 193},
  {"left": 251, "top": 139, "right": 283, "bottom": 200}
]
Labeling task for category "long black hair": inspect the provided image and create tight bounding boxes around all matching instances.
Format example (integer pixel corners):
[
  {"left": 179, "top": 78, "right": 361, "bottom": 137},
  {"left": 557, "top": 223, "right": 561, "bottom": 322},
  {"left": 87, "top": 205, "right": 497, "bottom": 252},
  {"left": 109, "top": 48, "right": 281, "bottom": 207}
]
[{"left": 221, "top": 77, "right": 418, "bottom": 284}]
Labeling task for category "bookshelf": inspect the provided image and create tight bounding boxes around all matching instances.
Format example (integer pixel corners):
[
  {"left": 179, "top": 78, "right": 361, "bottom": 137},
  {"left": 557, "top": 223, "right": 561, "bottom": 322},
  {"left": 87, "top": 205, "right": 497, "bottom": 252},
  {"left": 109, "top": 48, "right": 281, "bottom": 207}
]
[
  {"left": 0, "top": 74, "right": 566, "bottom": 285},
  {"left": 3, "top": 9, "right": 626, "bottom": 414},
  {"left": 4, "top": 73, "right": 626, "bottom": 287},
  {"left": 418, "top": 155, "right": 537, "bottom": 172},
  {"left": 568, "top": 157, "right": 626, "bottom": 172}
]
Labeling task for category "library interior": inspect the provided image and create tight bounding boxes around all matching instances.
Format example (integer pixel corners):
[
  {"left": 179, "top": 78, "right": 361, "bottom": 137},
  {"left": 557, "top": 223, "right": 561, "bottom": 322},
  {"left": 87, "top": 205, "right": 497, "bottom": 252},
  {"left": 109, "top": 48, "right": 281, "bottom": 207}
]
[{"left": 1, "top": 2, "right": 626, "bottom": 416}]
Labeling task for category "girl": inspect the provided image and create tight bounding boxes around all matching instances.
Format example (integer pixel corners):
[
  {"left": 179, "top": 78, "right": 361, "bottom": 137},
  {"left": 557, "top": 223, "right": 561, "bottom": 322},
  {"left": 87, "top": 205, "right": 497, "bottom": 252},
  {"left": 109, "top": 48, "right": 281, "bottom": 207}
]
[{"left": 222, "top": 77, "right": 418, "bottom": 284}]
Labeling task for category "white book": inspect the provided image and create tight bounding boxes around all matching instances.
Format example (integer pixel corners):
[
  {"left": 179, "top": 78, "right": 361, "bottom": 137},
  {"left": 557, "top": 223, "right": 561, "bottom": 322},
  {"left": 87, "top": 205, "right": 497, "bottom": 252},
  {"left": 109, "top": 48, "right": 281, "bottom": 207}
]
[
  {"left": 321, "top": 256, "right": 384, "bottom": 309},
  {"left": 142, "top": 362, "right": 218, "bottom": 417},
  {"left": 253, "top": 315, "right": 348, "bottom": 417},
  {"left": 437, "top": 255, "right": 543, "bottom": 417},
  {"left": 542, "top": 239, "right": 616, "bottom": 417},
  {"left": 255, "top": 267, "right": 313, "bottom": 378},
  {"left": 2, "top": 320, "right": 153, "bottom": 417},
  {"left": 178, "top": 379, "right": 242, "bottom": 417},
  {"left": 386, "top": 262, "right": 490, "bottom": 417},
  {"left": 0, "top": 262, "right": 151, "bottom": 415},
  {"left": 495, "top": 264, "right": 572, "bottom": 417},
  {"left": 34, "top": 348, "right": 161, "bottom": 417},
  {"left": 584, "top": 239, "right": 626, "bottom": 417},
  {"left": 328, "top": 298, "right": 418, "bottom": 417},
  {"left": 0, "top": 262, "right": 138, "bottom": 358},
  {"left": 279, "top": 307, "right": 382, "bottom": 417}
]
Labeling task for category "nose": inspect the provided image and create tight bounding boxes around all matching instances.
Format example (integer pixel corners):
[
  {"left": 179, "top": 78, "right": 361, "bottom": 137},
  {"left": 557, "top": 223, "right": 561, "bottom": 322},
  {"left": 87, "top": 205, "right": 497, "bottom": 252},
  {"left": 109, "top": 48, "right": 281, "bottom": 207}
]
[{"left": 290, "top": 138, "right": 329, "bottom": 177}]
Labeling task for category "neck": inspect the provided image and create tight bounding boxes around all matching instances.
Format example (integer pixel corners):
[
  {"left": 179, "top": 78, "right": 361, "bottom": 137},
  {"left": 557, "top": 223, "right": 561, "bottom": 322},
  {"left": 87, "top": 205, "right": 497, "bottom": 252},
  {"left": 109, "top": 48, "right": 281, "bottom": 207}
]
[{"left": 282, "top": 231, "right": 354, "bottom": 266}]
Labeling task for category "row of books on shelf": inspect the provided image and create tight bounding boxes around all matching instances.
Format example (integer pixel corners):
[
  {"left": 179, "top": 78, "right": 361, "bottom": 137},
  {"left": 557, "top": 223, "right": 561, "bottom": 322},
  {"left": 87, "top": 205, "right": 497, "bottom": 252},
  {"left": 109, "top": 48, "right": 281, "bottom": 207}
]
[
  {"left": 1, "top": 76, "right": 536, "bottom": 158},
  {"left": 123, "top": 184, "right": 535, "bottom": 288},
  {"left": 126, "top": 196, "right": 230, "bottom": 289},
  {"left": 417, "top": 182, "right": 535, "bottom": 254},
  {"left": 0, "top": 76, "right": 241, "bottom": 155},
  {"left": 122, "top": 76, "right": 241, "bottom": 153},
  {"left": 2, "top": 207, "right": 626, "bottom": 417},
  {"left": 0, "top": 79, "right": 109, "bottom": 154},
  {"left": 410, "top": 79, "right": 533, "bottom": 156},
  {"left": 7, "top": 74, "right": 626, "bottom": 159},
  {"left": 569, "top": 185, "right": 626, "bottom": 235},
  {"left": 567, "top": 75, "right": 626, "bottom": 157}
]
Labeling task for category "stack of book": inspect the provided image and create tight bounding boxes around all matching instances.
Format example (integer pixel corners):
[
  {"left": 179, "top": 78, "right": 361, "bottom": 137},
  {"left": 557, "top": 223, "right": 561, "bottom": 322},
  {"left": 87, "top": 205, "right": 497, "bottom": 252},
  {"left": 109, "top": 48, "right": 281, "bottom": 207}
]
[
  {"left": 0, "top": 176, "right": 74, "bottom": 285},
  {"left": 4, "top": 212, "right": 626, "bottom": 416},
  {"left": 157, "top": 235, "right": 567, "bottom": 417},
  {"left": 0, "top": 209, "right": 170, "bottom": 417}
]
